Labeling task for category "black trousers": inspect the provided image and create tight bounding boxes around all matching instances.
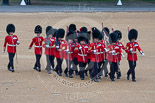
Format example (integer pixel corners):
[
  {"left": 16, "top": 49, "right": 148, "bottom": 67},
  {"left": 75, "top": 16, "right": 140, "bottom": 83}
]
[
  {"left": 8, "top": 53, "right": 15, "bottom": 69},
  {"left": 55, "top": 58, "right": 63, "bottom": 74},
  {"left": 49, "top": 55, "right": 55, "bottom": 69},
  {"left": 127, "top": 60, "right": 136, "bottom": 80},
  {"left": 85, "top": 59, "right": 92, "bottom": 75},
  {"left": 79, "top": 62, "right": 86, "bottom": 79},
  {"left": 109, "top": 62, "right": 118, "bottom": 80},
  {"left": 34, "top": 54, "right": 42, "bottom": 68},
  {"left": 91, "top": 62, "right": 100, "bottom": 79},
  {"left": 103, "top": 59, "right": 109, "bottom": 75},
  {"left": 64, "top": 60, "right": 73, "bottom": 75},
  {"left": 73, "top": 58, "right": 78, "bottom": 72},
  {"left": 98, "top": 61, "right": 105, "bottom": 76}
]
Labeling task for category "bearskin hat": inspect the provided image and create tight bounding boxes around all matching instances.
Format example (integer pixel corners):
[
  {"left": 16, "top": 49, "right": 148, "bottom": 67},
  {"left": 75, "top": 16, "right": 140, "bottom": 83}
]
[
  {"left": 114, "top": 30, "right": 122, "bottom": 39},
  {"left": 77, "top": 33, "right": 87, "bottom": 43},
  {"left": 34, "top": 25, "right": 42, "bottom": 34},
  {"left": 6, "top": 24, "right": 15, "bottom": 34},
  {"left": 69, "top": 24, "right": 76, "bottom": 32},
  {"left": 109, "top": 32, "right": 118, "bottom": 43},
  {"left": 99, "top": 33, "right": 103, "bottom": 40},
  {"left": 80, "top": 27, "right": 91, "bottom": 41},
  {"left": 56, "top": 28, "right": 65, "bottom": 39},
  {"left": 103, "top": 27, "right": 110, "bottom": 34},
  {"left": 46, "top": 26, "right": 54, "bottom": 37},
  {"left": 92, "top": 29, "right": 101, "bottom": 39},
  {"left": 92, "top": 27, "right": 97, "bottom": 32},
  {"left": 128, "top": 29, "right": 138, "bottom": 41},
  {"left": 53, "top": 29, "right": 57, "bottom": 37},
  {"left": 66, "top": 31, "right": 74, "bottom": 41}
]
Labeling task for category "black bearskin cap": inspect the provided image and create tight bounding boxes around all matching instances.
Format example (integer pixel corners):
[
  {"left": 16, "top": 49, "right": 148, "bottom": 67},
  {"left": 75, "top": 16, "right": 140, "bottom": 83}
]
[
  {"left": 128, "top": 29, "right": 138, "bottom": 41},
  {"left": 114, "top": 30, "right": 122, "bottom": 39},
  {"left": 6, "top": 24, "right": 15, "bottom": 34},
  {"left": 46, "top": 26, "right": 54, "bottom": 37},
  {"left": 99, "top": 33, "right": 103, "bottom": 40},
  {"left": 53, "top": 29, "right": 57, "bottom": 37},
  {"left": 109, "top": 33, "right": 118, "bottom": 43},
  {"left": 92, "top": 29, "right": 101, "bottom": 39},
  {"left": 66, "top": 31, "right": 74, "bottom": 41},
  {"left": 56, "top": 28, "right": 65, "bottom": 39},
  {"left": 34, "top": 25, "right": 42, "bottom": 34},
  {"left": 77, "top": 32, "right": 87, "bottom": 43},
  {"left": 103, "top": 27, "right": 110, "bottom": 34},
  {"left": 69, "top": 24, "right": 76, "bottom": 32}
]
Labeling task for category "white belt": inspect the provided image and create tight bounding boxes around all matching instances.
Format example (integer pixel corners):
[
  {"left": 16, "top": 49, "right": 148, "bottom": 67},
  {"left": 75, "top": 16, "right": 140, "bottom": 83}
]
[
  {"left": 49, "top": 46, "right": 54, "bottom": 48},
  {"left": 35, "top": 46, "right": 42, "bottom": 48},
  {"left": 57, "top": 49, "right": 62, "bottom": 51},
  {"left": 94, "top": 52, "right": 100, "bottom": 54},
  {"left": 67, "top": 52, "right": 73, "bottom": 54},
  {"left": 78, "top": 53, "right": 87, "bottom": 56},
  {"left": 131, "top": 52, "right": 137, "bottom": 53},
  {"left": 8, "top": 44, "right": 16, "bottom": 47}
]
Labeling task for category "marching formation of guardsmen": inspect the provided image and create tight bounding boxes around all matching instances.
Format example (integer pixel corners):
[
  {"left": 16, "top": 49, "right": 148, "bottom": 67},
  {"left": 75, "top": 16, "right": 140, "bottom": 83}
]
[{"left": 3, "top": 23, "right": 145, "bottom": 82}]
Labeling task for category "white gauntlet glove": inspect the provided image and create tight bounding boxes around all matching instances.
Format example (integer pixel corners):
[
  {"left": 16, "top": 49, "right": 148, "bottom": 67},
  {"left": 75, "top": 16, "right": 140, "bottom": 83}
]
[
  {"left": 111, "top": 50, "right": 115, "bottom": 55},
  {"left": 2, "top": 50, "right": 5, "bottom": 53},
  {"left": 17, "top": 41, "right": 20, "bottom": 44},
  {"left": 79, "top": 46, "right": 82, "bottom": 50},
  {"left": 92, "top": 50, "right": 97, "bottom": 54},
  {"left": 56, "top": 46, "right": 59, "bottom": 49},
  {"left": 121, "top": 53, "right": 125, "bottom": 58},
  {"left": 104, "top": 48, "right": 108, "bottom": 52},
  {"left": 140, "top": 51, "right": 145, "bottom": 56},
  {"left": 129, "top": 48, "right": 133, "bottom": 53},
  {"left": 45, "top": 45, "right": 50, "bottom": 48}
]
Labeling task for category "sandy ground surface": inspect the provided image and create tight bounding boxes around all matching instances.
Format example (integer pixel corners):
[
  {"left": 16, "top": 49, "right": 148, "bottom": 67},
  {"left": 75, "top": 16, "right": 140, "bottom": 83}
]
[{"left": 0, "top": 12, "right": 155, "bottom": 103}]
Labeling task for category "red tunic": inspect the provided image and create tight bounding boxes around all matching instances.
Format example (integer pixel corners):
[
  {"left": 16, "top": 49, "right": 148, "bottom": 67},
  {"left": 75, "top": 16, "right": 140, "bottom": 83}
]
[
  {"left": 43, "top": 37, "right": 55, "bottom": 56},
  {"left": 63, "top": 43, "right": 75, "bottom": 61},
  {"left": 29, "top": 36, "right": 44, "bottom": 55},
  {"left": 116, "top": 42, "right": 126, "bottom": 61},
  {"left": 54, "top": 40, "right": 66, "bottom": 59},
  {"left": 125, "top": 42, "right": 143, "bottom": 61},
  {"left": 88, "top": 42, "right": 105, "bottom": 62},
  {"left": 74, "top": 44, "right": 88, "bottom": 63},
  {"left": 107, "top": 44, "right": 122, "bottom": 62},
  {"left": 3, "top": 35, "right": 19, "bottom": 53},
  {"left": 73, "top": 42, "right": 79, "bottom": 59}
]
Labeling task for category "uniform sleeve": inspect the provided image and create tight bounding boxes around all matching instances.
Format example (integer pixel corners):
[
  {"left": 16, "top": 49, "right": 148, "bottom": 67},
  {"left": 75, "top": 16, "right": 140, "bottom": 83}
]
[
  {"left": 136, "top": 43, "right": 143, "bottom": 53},
  {"left": 88, "top": 44, "right": 93, "bottom": 53},
  {"left": 43, "top": 38, "right": 46, "bottom": 48},
  {"left": 16, "top": 36, "right": 19, "bottom": 42},
  {"left": 121, "top": 43, "right": 126, "bottom": 51},
  {"left": 125, "top": 43, "right": 130, "bottom": 53},
  {"left": 101, "top": 44, "right": 105, "bottom": 52},
  {"left": 3, "top": 36, "right": 8, "bottom": 47},
  {"left": 29, "top": 38, "right": 34, "bottom": 47},
  {"left": 107, "top": 45, "right": 111, "bottom": 54},
  {"left": 74, "top": 45, "right": 79, "bottom": 53},
  {"left": 119, "top": 47, "right": 122, "bottom": 54}
]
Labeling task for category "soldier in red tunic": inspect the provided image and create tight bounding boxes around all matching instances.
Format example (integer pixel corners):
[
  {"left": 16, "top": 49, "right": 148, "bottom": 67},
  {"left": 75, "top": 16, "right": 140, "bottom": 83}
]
[
  {"left": 74, "top": 33, "right": 88, "bottom": 80},
  {"left": 126, "top": 29, "right": 145, "bottom": 82},
  {"left": 107, "top": 33, "right": 122, "bottom": 82},
  {"left": 29, "top": 25, "right": 44, "bottom": 72},
  {"left": 3, "top": 24, "right": 20, "bottom": 72},
  {"left": 68, "top": 24, "right": 79, "bottom": 75},
  {"left": 63, "top": 31, "right": 75, "bottom": 78},
  {"left": 54, "top": 29, "right": 66, "bottom": 76},
  {"left": 79, "top": 27, "right": 91, "bottom": 77},
  {"left": 114, "top": 30, "right": 126, "bottom": 79},
  {"left": 88, "top": 29, "right": 105, "bottom": 82},
  {"left": 43, "top": 26, "right": 56, "bottom": 74}
]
